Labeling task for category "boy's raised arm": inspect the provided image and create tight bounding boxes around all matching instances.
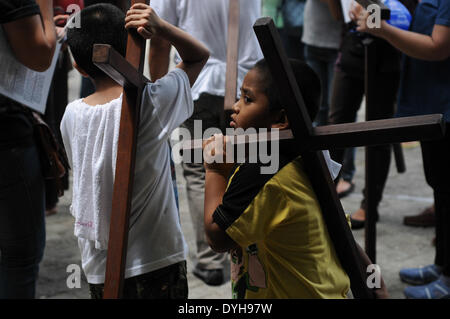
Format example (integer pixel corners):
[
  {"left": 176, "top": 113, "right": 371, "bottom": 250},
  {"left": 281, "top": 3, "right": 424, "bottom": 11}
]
[
  {"left": 125, "top": 3, "right": 209, "bottom": 86},
  {"left": 149, "top": 36, "right": 171, "bottom": 82}
]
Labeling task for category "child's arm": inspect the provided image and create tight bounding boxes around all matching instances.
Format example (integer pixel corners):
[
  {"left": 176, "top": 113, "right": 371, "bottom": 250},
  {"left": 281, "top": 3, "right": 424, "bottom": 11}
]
[
  {"left": 350, "top": 3, "right": 450, "bottom": 61},
  {"left": 355, "top": 242, "right": 389, "bottom": 299},
  {"left": 2, "top": 0, "right": 57, "bottom": 71},
  {"left": 148, "top": 36, "right": 171, "bottom": 82},
  {"left": 125, "top": 3, "right": 209, "bottom": 87},
  {"left": 203, "top": 135, "right": 238, "bottom": 253}
]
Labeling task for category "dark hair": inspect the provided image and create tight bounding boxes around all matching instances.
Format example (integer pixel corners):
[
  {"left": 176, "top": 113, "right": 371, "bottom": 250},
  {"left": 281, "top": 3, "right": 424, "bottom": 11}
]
[
  {"left": 67, "top": 3, "right": 127, "bottom": 80},
  {"left": 84, "top": 0, "right": 129, "bottom": 13},
  {"left": 252, "top": 59, "right": 321, "bottom": 121}
]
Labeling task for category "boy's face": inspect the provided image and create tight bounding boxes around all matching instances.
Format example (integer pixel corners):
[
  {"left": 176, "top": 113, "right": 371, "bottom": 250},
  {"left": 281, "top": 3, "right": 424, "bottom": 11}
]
[{"left": 230, "top": 68, "right": 273, "bottom": 131}]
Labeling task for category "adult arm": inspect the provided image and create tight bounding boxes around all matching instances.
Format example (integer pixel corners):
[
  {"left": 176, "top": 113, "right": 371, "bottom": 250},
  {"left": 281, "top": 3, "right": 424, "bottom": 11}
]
[
  {"left": 351, "top": 4, "right": 450, "bottom": 61},
  {"left": 125, "top": 3, "right": 209, "bottom": 87},
  {"left": 2, "top": 0, "right": 57, "bottom": 71}
]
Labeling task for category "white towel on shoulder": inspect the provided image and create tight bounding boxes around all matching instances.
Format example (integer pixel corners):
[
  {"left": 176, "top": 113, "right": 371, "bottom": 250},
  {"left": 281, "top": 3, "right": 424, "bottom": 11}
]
[{"left": 62, "top": 94, "right": 123, "bottom": 250}]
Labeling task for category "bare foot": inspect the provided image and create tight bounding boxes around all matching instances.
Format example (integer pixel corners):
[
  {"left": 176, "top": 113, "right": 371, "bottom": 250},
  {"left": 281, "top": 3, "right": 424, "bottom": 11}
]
[
  {"left": 337, "top": 180, "right": 352, "bottom": 193},
  {"left": 336, "top": 179, "right": 355, "bottom": 198},
  {"left": 351, "top": 208, "right": 366, "bottom": 222}
]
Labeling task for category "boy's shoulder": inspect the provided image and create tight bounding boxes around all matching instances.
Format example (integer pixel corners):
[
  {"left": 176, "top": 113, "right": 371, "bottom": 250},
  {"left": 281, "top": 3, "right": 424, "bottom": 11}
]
[{"left": 226, "top": 153, "right": 299, "bottom": 200}]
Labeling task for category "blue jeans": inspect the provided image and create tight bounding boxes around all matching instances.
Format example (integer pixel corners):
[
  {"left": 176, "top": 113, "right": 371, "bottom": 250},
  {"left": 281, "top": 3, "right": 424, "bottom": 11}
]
[
  {"left": 304, "top": 44, "right": 356, "bottom": 181},
  {"left": 304, "top": 44, "right": 338, "bottom": 126},
  {"left": 0, "top": 144, "right": 46, "bottom": 299}
]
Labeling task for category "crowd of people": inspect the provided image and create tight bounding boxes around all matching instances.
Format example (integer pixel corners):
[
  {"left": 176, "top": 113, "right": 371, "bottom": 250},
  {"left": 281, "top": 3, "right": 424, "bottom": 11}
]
[{"left": 0, "top": 0, "right": 449, "bottom": 300}]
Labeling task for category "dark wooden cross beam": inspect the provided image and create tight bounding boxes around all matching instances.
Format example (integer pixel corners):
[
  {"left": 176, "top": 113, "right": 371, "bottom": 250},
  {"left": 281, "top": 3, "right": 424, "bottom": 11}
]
[
  {"left": 91, "top": 0, "right": 150, "bottom": 299},
  {"left": 182, "top": 115, "right": 444, "bottom": 153},
  {"left": 252, "top": 17, "right": 446, "bottom": 299}
]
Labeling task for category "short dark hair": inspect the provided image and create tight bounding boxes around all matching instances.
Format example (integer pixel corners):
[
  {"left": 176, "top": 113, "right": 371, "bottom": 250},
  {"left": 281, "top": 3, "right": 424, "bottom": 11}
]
[
  {"left": 252, "top": 59, "right": 321, "bottom": 121},
  {"left": 67, "top": 3, "right": 127, "bottom": 80}
]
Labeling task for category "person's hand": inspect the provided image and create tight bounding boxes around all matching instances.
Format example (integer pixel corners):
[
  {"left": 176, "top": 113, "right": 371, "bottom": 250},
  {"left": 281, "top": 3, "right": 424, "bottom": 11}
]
[
  {"left": 349, "top": 2, "right": 386, "bottom": 36},
  {"left": 203, "top": 134, "right": 235, "bottom": 176},
  {"left": 54, "top": 14, "right": 70, "bottom": 28},
  {"left": 125, "top": 3, "right": 165, "bottom": 39},
  {"left": 54, "top": 15, "right": 69, "bottom": 49}
]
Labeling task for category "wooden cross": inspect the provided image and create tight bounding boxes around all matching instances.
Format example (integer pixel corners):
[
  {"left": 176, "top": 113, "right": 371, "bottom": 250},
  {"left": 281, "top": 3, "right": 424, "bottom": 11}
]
[
  {"left": 180, "top": 15, "right": 444, "bottom": 297},
  {"left": 224, "top": 0, "right": 240, "bottom": 112},
  {"left": 221, "top": 0, "right": 240, "bottom": 132},
  {"left": 251, "top": 17, "right": 446, "bottom": 299},
  {"left": 91, "top": 0, "right": 150, "bottom": 299}
]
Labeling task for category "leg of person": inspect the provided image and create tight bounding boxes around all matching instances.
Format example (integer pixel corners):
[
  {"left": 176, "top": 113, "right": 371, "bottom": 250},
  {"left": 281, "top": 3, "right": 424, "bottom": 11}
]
[
  {"left": 402, "top": 131, "right": 450, "bottom": 298},
  {"left": 0, "top": 144, "right": 46, "bottom": 299},
  {"left": 89, "top": 261, "right": 188, "bottom": 299},
  {"left": 338, "top": 147, "right": 357, "bottom": 198},
  {"left": 337, "top": 114, "right": 358, "bottom": 198},
  {"left": 181, "top": 94, "right": 227, "bottom": 286},
  {"left": 304, "top": 45, "right": 336, "bottom": 126},
  {"left": 328, "top": 67, "right": 364, "bottom": 175},
  {"left": 351, "top": 71, "right": 399, "bottom": 229}
]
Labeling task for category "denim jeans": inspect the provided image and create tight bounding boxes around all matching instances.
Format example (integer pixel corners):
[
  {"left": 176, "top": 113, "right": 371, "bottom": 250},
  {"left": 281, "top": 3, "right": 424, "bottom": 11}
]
[
  {"left": 0, "top": 144, "right": 46, "bottom": 299},
  {"left": 329, "top": 67, "right": 400, "bottom": 212},
  {"left": 304, "top": 44, "right": 338, "bottom": 126},
  {"left": 304, "top": 45, "right": 356, "bottom": 181}
]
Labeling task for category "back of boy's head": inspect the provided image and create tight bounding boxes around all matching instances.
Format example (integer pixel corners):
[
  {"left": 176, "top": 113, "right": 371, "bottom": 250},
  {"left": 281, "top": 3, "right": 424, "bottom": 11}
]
[
  {"left": 253, "top": 59, "right": 321, "bottom": 122},
  {"left": 67, "top": 3, "right": 127, "bottom": 80}
]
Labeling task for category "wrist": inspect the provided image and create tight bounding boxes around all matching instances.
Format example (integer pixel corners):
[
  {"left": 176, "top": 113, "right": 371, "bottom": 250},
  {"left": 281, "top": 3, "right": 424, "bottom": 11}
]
[
  {"left": 373, "top": 20, "right": 390, "bottom": 39},
  {"left": 156, "top": 19, "right": 171, "bottom": 38}
]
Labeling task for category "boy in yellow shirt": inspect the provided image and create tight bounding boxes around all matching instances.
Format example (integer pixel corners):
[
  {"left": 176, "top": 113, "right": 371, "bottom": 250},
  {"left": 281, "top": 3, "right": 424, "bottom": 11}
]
[{"left": 203, "top": 59, "right": 386, "bottom": 299}]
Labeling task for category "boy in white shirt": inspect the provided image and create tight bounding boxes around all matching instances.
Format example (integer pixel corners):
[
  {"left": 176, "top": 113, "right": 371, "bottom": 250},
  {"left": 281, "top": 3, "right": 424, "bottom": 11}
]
[{"left": 61, "top": 3, "right": 209, "bottom": 298}]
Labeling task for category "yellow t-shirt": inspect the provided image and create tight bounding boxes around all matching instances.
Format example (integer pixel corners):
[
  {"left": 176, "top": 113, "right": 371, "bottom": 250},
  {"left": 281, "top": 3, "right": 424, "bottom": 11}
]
[{"left": 213, "top": 156, "right": 350, "bottom": 299}]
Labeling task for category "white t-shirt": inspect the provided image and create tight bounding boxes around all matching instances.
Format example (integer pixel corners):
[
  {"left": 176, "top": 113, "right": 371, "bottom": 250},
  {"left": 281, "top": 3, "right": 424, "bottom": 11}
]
[
  {"left": 302, "top": 0, "right": 342, "bottom": 50},
  {"left": 151, "top": 0, "right": 263, "bottom": 101},
  {"left": 60, "top": 68, "right": 192, "bottom": 284}
]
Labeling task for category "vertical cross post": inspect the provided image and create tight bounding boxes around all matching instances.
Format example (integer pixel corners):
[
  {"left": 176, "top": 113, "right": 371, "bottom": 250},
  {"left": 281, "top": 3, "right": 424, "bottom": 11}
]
[
  {"left": 101, "top": 0, "right": 149, "bottom": 299},
  {"left": 253, "top": 17, "right": 375, "bottom": 299},
  {"left": 224, "top": 0, "right": 240, "bottom": 113}
]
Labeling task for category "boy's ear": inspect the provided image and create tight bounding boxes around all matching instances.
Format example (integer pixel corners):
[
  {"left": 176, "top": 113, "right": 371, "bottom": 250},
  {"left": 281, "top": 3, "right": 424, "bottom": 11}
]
[
  {"left": 271, "top": 109, "right": 290, "bottom": 130},
  {"left": 73, "top": 61, "right": 89, "bottom": 78}
]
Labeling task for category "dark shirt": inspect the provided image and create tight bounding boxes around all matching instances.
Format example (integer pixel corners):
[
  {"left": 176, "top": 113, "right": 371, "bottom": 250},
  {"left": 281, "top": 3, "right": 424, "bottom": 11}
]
[
  {"left": 397, "top": 0, "right": 450, "bottom": 121},
  {"left": 0, "top": 0, "right": 41, "bottom": 149}
]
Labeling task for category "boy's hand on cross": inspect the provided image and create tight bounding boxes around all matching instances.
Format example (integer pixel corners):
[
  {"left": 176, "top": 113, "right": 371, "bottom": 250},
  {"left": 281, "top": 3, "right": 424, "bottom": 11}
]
[
  {"left": 203, "top": 134, "right": 235, "bottom": 177},
  {"left": 125, "top": 3, "right": 165, "bottom": 39}
]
